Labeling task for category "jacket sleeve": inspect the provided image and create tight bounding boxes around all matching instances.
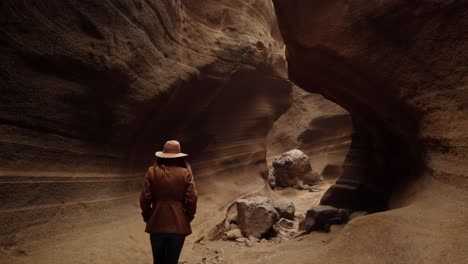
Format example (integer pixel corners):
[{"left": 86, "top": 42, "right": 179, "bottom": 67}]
[
  {"left": 139, "top": 167, "right": 153, "bottom": 223},
  {"left": 184, "top": 163, "right": 198, "bottom": 222}
]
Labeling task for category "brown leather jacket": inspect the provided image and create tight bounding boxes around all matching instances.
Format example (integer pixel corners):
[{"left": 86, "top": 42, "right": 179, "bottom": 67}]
[{"left": 139, "top": 164, "right": 197, "bottom": 235}]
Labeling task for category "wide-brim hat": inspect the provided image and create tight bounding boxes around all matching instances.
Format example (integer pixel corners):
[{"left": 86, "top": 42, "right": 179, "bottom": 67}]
[{"left": 155, "top": 140, "right": 188, "bottom": 158}]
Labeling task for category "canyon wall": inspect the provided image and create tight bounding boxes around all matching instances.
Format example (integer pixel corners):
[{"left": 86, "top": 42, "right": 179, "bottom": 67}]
[
  {"left": 273, "top": 1, "right": 467, "bottom": 263},
  {"left": 0, "top": 0, "right": 294, "bottom": 249},
  {"left": 273, "top": 0, "right": 468, "bottom": 210}
]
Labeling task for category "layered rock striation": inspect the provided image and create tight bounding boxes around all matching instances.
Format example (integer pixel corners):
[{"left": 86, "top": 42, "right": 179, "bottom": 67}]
[
  {"left": 0, "top": 0, "right": 290, "bottom": 249},
  {"left": 273, "top": 1, "right": 468, "bottom": 263},
  {"left": 273, "top": 0, "right": 468, "bottom": 210}
]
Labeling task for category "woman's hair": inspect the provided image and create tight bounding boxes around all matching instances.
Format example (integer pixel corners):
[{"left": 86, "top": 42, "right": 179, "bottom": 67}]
[{"left": 156, "top": 157, "right": 187, "bottom": 168}]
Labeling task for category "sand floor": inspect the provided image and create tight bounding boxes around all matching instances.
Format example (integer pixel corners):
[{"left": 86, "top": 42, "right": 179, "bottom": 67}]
[{"left": 2, "top": 178, "right": 467, "bottom": 264}]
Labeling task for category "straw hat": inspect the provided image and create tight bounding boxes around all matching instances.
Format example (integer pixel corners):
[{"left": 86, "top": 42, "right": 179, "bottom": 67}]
[{"left": 155, "top": 140, "right": 188, "bottom": 158}]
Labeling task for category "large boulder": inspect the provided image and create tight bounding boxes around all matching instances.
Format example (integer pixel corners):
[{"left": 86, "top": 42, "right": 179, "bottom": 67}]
[
  {"left": 272, "top": 149, "right": 321, "bottom": 187},
  {"left": 236, "top": 196, "right": 279, "bottom": 238},
  {"left": 272, "top": 199, "right": 295, "bottom": 220},
  {"left": 304, "top": 205, "right": 349, "bottom": 232}
]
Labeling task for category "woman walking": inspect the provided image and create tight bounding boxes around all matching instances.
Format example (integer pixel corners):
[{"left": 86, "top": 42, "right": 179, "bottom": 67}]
[{"left": 140, "top": 140, "right": 198, "bottom": 264}]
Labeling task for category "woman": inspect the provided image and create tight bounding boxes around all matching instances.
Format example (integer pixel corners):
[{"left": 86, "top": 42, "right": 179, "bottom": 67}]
[{"left": 140, "top": 140, "right": 197, "bottom": 264}]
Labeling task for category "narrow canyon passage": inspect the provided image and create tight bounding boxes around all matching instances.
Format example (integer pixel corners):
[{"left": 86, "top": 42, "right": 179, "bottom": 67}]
[{"left": 1, "top": 1, "right": 467, "bottom": 264}]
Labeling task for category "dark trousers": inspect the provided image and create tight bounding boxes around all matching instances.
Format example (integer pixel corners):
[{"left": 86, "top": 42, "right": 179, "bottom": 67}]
[{"left": 150, "top": 233, "right": 185, "bottom": 264}]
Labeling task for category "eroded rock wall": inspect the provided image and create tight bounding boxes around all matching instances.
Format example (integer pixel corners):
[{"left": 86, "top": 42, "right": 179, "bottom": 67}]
[
  {"left": 0, "top": 0, "right": 290, "bottom": 247},
  {"left": 272, "top": 1, "right": 467, "bottom": 263},
  {"left": 273, "top": 0, "right": 468, "bottom": 210}
]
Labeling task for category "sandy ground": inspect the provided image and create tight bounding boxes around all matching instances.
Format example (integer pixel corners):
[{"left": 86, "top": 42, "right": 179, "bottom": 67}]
[
  {"left": 0, "top": 180, "right": 334, "bottom": 264},
  {"left": 1, "top": 178, "right": 467, "bottom": 264}
]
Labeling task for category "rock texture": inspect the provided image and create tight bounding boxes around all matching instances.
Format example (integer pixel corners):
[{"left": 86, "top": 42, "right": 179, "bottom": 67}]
[
  {"left": 273, "top": 0, "right": 468, "bottom": 263},
  {"left": 266, "top": 86, "right": 352, "bottom": 178},
  {"left": 0, "top": 0, "right": 290, "bottom": 254},
  {"left": 304, "top": 205, "right": 348, "bottom": 233},
  {"left": 272, "top": 199, "right": 295, "bottom": 220},
  {"left": 236, "top": 196, "right": 279, "bottom": 238},
  {"left": 273, "top": 0, "right": 468, "bottom": 210},
  {"left": 271, "top": 149, "right": 320, "bottom": 187}
]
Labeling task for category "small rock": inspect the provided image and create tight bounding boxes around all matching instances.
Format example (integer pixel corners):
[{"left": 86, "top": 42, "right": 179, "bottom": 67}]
[
  {"left": 268, "top": 173, "right": 276, "bottom": 189},
  {"left": 245, "top": 240, "right": 255, "bottom": 247},
  {"left": 305, "top": 205, "right": 349, "bottom": 232},
  {"left": 274, "top": 218, "right": 294, "bottom": 229},
  {"left": 272, "top": 199, "right": 295, "bottom": 220},
  {"left": 230, "top": 223, "right": 239, "bottom": 230},
  {"left": 260, "top": 238, "right": 267, "bottom": 243},
  {"left": 308, "top": 187, "right": 320, "bottom": 192},
  {"left": 225, "top": 228, "right": 242, "bottom": 240},
  {"left": 248, "top": 236, "right": 259, "bottom": 242},
  {"left": 273, "top": 218, "right": 296, "bottom": 239},
  {"left": 236, "top": 237, "right": 247, "bottom": 243}
]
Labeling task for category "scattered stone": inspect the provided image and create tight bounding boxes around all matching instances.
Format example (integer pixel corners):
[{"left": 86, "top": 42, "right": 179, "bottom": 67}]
[
  {"left": 225, "top": 228, "right": 242, "bottom": 240},
  {"left": 348, "top": 211, "right": 369, "bottom": 221},
  {"left": 245, "top": 240, "right": 255, "bottom": 247},
  {"left": 229, "top": 223, "right": 239, "bottom": 230},
  {"left": 248, "top": 236, "right": 259, "bottom": 243},
  {"left": 271, "top": 149, "right": 321, "bottom": 188},
  {"left": 236, "top": 196, "right": 279, "bottom": 238},
  {"left": 272, "top": 199, "right": 295, "bottom": 220},
  {"left": 304, "top": 205, "right": 349, "bottom": 232},
  {"left": 271, "top": 237, "right": 282, "bottom": 243},
  {"left": 268, "top": 173, "right": 276, "bottom": 189},
  {"left": 260, "top": 238, "right": 267, "bottom": 243},
  {"left": 235, "top": 237, "right": 247, "bottom": 243},
  {"left": 308, "top": 187, "right": 320, "bottom": 192},
  {"left": 273, "top": 218, "right": 296, "bottom": 238}
]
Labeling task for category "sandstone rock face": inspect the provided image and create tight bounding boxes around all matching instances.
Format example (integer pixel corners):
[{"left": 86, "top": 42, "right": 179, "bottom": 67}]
[
  {"left": 0, "top": 0, "right": 290, "bottom": 251},
  {"left": 273, "top": 1, "right": 468, "bottom": 263},
  {"left": 273, "top": 0, "right": 468, "bottom": 209},
  {"left": 272, "top": 199, "right": 295, "bottom": 220},
  {"left": 236, "top": 196, "right": 279, "bottom": 238},
  {"left": 271, "top": 149, "right": 320, "bottom": 187}
]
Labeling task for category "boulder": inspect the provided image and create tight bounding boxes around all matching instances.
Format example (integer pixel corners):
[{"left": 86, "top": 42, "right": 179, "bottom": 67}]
[
  {"left": 272, "top": 199, "right": 296, "bottom": 220},
  {"left": 236, "top": 196, "right": 279, "bottom": 238},
  {"left": 304, "top": 205, "right": 349, "bottom": 232},
  {"left": 272, "top": 149, "right": 320, "bottom": 188}
]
